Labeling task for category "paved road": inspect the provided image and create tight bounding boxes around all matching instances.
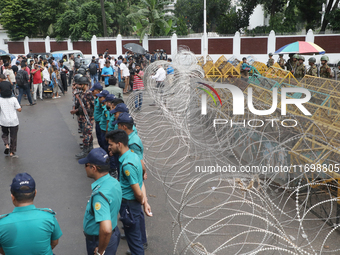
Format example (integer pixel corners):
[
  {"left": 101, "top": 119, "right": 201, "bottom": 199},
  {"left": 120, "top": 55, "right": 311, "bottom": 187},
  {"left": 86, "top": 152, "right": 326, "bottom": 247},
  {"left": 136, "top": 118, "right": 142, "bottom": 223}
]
[{"left": 0, "top": 92, "right": 174, "bottom": 254}]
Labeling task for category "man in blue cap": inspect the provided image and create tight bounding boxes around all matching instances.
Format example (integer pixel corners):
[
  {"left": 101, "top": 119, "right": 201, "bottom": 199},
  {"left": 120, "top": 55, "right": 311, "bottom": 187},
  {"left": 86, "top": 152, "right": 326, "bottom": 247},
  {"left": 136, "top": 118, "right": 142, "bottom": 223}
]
[
  {"left": 79, "top": 148, "right": 122, "bottom": 255},
  {"left": 90, "top": 82, "right": 104, "bottom": 149},
  {"left": 95, "top": 90, "right": 110, "bottom": 149},
  {"left": 114, "top": 112, "right": 148, "bottom": 252},
  {"left": 0, "top": 173, "right": 63, "bottom": 255},
  {"left": 106, "top": 130, "right": 152, "bottom": 255}
]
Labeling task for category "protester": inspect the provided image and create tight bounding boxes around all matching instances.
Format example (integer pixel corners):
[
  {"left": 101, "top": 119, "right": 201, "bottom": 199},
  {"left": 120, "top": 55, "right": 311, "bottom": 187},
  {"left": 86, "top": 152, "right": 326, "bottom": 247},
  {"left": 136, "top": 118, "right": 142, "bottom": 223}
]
[
  {"left": 16, "top": 63, "right": 35, "bottom": 106},
  {"left": 0, "top": 88, "right": 21, "bottom": 157},
  {"left": 51, "top": 66, "right": 61, "bottom": 99},
  {"left": 120, "top": 58, "right": 130, "bottom": 93},
  {"left": 101, "top": 61, "right": 114, "bottom": 87},
  {"left": 31, "top": 63, "right": 44, "bottom": 102},
  {"left": 133, "top": 64, "right": 144, "bottom": 110}
]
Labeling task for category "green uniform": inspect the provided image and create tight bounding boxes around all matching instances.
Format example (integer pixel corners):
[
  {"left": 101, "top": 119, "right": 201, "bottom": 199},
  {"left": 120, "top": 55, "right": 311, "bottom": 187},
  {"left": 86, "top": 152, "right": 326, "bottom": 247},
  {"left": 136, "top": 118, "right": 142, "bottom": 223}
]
[
  {"left": 94, "top": 98, "right": 103, "bottom": 122},
  {"left": 83, "top": 174, "right": 122, "bottom": 235},
  {"left": 286, "top": 59, "right": 294, "bottom": 71},
  {"left": 278, "top": 58, "right": 285, "bottom": 69},
  {"left": 320, "top": 64, "right": 333, "bottom": 78},
  {"left": 267, "top": 58, "right": 274, "bottom": 67},
  {"left": 128, "top": 130, "right": 144, "bottom": 160},
  {"left": 294, "top": 63, "right": 306, "bottom": 79},
  {"left": 307, "top": 65, "right": 318, "bottom": 76},
  {"left": 119, "top": 149, "right": 143, "bottom": 200},
  {"left": 107, "top": 113, "right": 116, "bottom": 132},
  {"left": 291, "top": 60, "right": 298, "bottom": 74},
  {"left": 0, "top": 205, "right": 62, "bottom": 255},
  {"left": 99, "top": 105, "right": 110, "bottom": 131}
]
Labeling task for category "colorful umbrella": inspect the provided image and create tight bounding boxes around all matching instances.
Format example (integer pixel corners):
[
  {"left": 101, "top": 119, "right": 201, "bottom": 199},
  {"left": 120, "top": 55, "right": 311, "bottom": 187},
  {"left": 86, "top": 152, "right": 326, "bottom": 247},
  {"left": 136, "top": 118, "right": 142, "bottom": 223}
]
[{"left": 275, "top": 41, "right": 325, "bottom": 54}]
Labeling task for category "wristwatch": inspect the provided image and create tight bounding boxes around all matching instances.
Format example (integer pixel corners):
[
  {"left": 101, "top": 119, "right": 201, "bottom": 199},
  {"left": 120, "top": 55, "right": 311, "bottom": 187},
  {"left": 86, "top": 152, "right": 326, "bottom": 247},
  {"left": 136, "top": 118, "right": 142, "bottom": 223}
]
[{"left": 96, "top": 251, "right": 105, "bottom": 255}]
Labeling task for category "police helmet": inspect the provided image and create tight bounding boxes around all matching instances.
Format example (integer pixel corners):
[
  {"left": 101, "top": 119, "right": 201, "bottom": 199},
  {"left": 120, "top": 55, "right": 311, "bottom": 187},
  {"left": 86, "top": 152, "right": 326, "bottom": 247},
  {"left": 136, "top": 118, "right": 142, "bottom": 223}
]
[
  {"left": 78, "top": 76, "right": 89, "bottom": 85},
  {"left": 77, "top": 68, "right": 86, "bottom": 76},
  {"left": 293, "top": 54, "right": 299, "bottom": 59},
  {"left": 320, "top": 55, "right": 329, "bottom": 62},
  {"left": 308, "top": 57, "right": 316, "bottom": 63},
  {"left": 74, "top": 74, "right": 83, "bottom": 83},
  {"left": 269, "top": 53, "right": 273, "bottom": 56},
  {"left": 299, "top": 56, "right": 305, "bottom": 61}
]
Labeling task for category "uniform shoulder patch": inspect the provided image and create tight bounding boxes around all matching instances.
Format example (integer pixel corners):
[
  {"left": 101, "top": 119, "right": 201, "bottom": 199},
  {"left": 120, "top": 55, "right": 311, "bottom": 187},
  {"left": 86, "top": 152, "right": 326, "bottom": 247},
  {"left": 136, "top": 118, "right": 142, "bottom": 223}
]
[
  {"left": 131, "top": 149, "right": 134, "bottom": 153},
  {"left": 95, "top": 202, "right": 101, "bottom": 211},
  {"left": 125, "top": 170, "right": 130, "bottom": 176},
  {"left": 38, "top": 208, "right": 56, "bottom": 215}
]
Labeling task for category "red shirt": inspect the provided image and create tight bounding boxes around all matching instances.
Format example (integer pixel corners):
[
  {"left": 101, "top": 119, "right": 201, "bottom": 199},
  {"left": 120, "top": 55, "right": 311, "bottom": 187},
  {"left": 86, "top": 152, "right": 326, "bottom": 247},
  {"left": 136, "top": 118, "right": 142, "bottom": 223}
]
[
  {"left": 133, "top": 71, "right": 144, "bottom": 90},
  {"left": 32, "top": 69, "right": 42, "bottom": 84}
]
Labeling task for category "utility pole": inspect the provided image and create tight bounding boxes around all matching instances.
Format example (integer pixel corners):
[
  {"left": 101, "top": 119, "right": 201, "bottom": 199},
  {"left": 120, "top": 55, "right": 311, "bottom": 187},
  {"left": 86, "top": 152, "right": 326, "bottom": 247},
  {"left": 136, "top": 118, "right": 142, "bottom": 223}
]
[
  {"left": 203, "top": 0, "right": 207, "bottom": 64},
  {"left": 100, "top": 0, "right": 108, "bottom": 37}
]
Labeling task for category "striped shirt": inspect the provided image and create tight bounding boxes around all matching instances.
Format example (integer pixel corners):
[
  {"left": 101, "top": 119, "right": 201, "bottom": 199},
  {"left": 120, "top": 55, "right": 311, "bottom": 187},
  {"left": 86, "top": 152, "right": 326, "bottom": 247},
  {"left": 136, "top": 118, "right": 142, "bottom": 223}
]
[{"left": 133, "top": 71, "right": 144, "bottom": 90}]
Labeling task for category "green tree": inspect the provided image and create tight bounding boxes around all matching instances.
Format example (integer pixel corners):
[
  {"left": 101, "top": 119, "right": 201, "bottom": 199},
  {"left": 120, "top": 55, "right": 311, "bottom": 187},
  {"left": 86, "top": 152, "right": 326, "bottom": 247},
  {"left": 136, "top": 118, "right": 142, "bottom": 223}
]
[
  {"left": 176, "top": 16, "right": 188, "bottom": 35},
  {"left": 127, "top": 0, "right": 174, "bottom": 40},
  {"left": 295, "top": 0, "right": 323, "bottom": 31},
  {"left": 175, "top": 0, "right": 231, "bottom": 33},
  {"left": 0, "top": 0, "right": 66, "bottom": 40},
  {"left": 320, "top": 0, "right": 340, "bottom": 32},
  {"left": 329, "top": 7, "right": 340, "bottom": 30},
  {"left": 54, "top": 0, "right": 113, "bottom": 41}
]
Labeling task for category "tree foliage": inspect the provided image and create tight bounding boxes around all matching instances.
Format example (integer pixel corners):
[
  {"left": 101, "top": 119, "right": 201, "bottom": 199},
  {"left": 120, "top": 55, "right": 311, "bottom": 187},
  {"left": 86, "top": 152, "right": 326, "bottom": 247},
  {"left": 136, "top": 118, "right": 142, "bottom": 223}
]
[
  {"left": 175, "top": 0, "right": 231, "bottom": 33},
  {"left": 54, "top": 0, "right": 113, "bottom": 41},
  {"left": 176, "top": 16, "right": 189, "bottom": 35},
  {"left": 0, "top": 0, "right": 66, "bottom": 40},
  {"left": 127, "top": 0, "right": 174, "bottom": 40}
]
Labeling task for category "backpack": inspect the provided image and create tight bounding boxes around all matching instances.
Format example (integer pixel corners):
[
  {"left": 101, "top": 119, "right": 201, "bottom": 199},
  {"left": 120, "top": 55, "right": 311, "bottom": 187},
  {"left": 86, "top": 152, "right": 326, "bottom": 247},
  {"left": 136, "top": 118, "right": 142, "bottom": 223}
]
[
  {"left": 16, "top": 70, "right": 26, "bottom": 86},
  {"left": 89, "top": 63, "right": 97, "bottom": 75}
]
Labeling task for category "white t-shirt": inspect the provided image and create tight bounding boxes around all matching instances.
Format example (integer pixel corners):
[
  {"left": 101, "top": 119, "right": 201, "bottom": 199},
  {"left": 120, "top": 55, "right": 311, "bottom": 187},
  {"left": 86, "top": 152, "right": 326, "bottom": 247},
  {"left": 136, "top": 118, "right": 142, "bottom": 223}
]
[
  {"left": 98, "top": 58, "right": 106, "bottom": 69},
  {"left": 151, "top": 67, "right": 166, "bottom": 81},
  {"left": 3, "top": 69, "right": 15, "bottom": 83},
  {"left": 120, "top": 63, "right": 129, "bottom": 77},
  {"left": 42, "top": 68, "right": 50, "bottom": 81},
  {"left": 0, "top": 97, "right": 20, "bottom": 127}
]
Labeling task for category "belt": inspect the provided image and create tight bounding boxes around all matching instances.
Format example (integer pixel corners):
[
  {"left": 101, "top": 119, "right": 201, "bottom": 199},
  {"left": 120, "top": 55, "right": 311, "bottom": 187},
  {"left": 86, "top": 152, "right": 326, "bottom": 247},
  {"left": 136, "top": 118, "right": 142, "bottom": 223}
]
[
  {"left": 84, "top": 229, "right": 114, "bottom": 241},
  {"left": 122, "top": 198, "right": 137, "bottom": 202}
]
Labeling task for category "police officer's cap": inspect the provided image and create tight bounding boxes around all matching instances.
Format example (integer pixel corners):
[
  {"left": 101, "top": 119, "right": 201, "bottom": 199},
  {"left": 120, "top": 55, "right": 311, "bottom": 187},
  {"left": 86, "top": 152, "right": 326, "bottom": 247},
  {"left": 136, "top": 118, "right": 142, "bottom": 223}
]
[
  {"left": 11, "top": 173, "right": 36, "bottom": 193},
  {"left": 111, "top": 112, "right": 134, "bottom": 126},
  {"left": 90, "top": 82, "right": 103, "bottom": 92},
  {"left": 78, "top": 76, "right": 89, "bottom": 85},
  {"left": 102, "top": 94, "right": 116, "bottom": 103},
  {"left": 78, "top": 148, "right": 109, "bottom": 165},
  {"left": 110, "top": 103, "right": 129, "bottom": 115},
  {"left": 96, "top": 90, "right": 109, "bottom": 98}
]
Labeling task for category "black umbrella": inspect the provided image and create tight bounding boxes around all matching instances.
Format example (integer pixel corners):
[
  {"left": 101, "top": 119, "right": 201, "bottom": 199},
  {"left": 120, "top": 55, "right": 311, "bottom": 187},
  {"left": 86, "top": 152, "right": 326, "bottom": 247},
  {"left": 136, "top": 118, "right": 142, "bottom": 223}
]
[{"left": 123, "top": 43, "right": 146, "bottom": 55}]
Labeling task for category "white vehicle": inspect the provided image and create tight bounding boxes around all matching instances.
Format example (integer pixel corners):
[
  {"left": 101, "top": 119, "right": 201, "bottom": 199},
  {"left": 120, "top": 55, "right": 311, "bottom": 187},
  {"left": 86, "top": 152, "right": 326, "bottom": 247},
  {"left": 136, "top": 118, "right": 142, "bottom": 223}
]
[{"left": 51, "top": 50, "right": 84, "bottom": 61}]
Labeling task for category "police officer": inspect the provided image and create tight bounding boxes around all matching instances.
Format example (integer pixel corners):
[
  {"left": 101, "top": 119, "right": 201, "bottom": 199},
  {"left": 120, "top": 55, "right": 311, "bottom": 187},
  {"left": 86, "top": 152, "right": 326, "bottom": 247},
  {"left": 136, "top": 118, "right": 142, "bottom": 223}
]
[
  {"left": 291, "top": 54, "right": 299, "bottom": 74},
  {"left": 115, "top": 112, "right": 148, "bottom": 253},
  {"left": 71, "top": 74, "right": 84, "bottom": 135},
  {"left": 0, "top": 173, "right": 62, "bottom": 255},
  {"left": 91, "top": 82, "right": 104, "bottom": 148},
  {"left": 79, "top": 148, "right": 122, "bottom": 255},
  {"left": 285, "top": 53, "right": 294, "bottom": 71},
  {"left": 267, "top": 53, "right": 274, "bottom": 67},
  {"left": 320, "top": 55, "right": 333, "bottom": 79},
  {"left": 106, "top": 130, "right": 152, "bottom": 255},
  {"left": 277, "top": 54, "right": 285, "bottom": 69},
  {"left": 294, "top": 56, "right": 306, "bottom": 79},
  {"left": 307, "top": 57, "right": 318, "bottom": 76},
  {"left": 75, "top": 76, "right": 95, "bottom": 159}
]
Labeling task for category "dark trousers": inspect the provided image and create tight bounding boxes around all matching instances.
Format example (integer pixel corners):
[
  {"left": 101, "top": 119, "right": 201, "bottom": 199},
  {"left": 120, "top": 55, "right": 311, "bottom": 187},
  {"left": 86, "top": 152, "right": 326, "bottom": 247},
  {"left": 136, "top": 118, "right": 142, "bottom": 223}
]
[
  {"left": 140, "top": 207, "right": 147, "bottom": 244},
  {"left": 61, "top": 74, "right": 67, "bottom": 92},
  {"left": 96, "top": 122, "right": 104, "bottom": 149},
  {"left": 17, "top": 84, "right": 33, "bottom": 105},
  {"left": 68, "top": 71, "right": 73, "bottom": 86},
  {"left": 120, "top": 200, "right": 144, "bottom": 255},
  {"left": 85, "top": 226, "right": 120, "bottom": 255},
  {"left": 2, "top": 125, "right": 19, "bottom": 153}
]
